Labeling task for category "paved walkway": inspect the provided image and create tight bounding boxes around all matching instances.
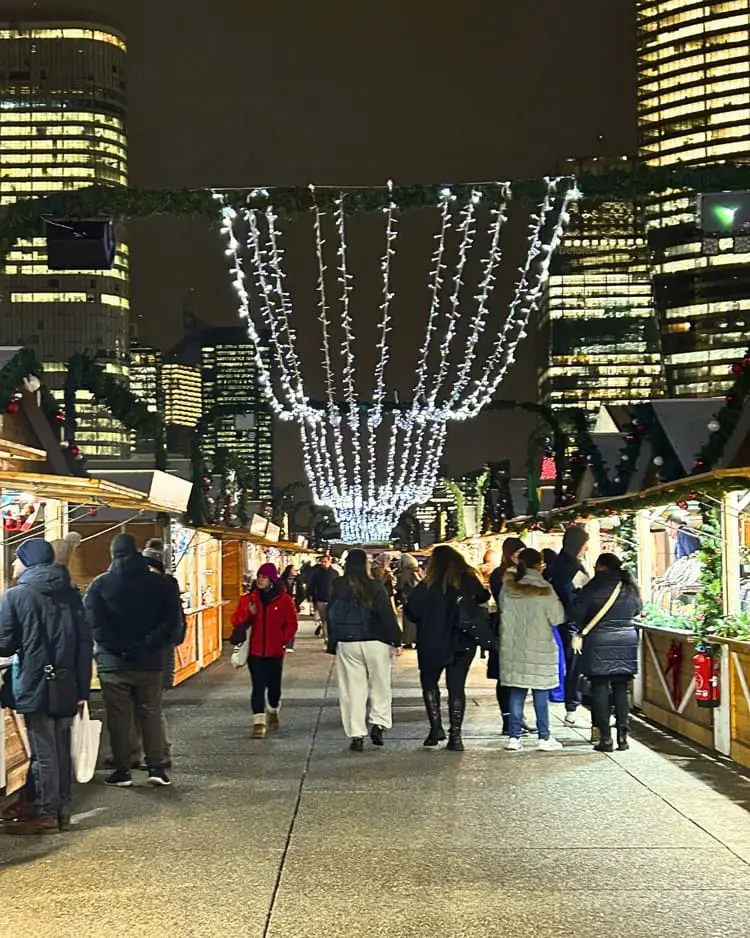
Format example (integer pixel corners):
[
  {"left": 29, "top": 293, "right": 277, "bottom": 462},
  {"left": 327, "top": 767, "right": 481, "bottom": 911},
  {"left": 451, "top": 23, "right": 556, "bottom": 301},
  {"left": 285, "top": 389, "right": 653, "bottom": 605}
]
[{"left": 3, "top": 620, "right": 750, "bottom": 938}]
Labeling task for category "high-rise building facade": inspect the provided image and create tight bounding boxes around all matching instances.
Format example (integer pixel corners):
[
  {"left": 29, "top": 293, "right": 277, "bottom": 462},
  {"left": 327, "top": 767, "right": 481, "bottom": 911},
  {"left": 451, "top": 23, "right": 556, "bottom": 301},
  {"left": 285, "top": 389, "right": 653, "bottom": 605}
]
[
  {"left": 162, "top": 361, "right": 202, "bottom": 440},
  {"left": 129, "top": 342, "right": 162, "bottom": 453},
  {"left": 0, "top": 15, "right": 130, "bottom": 454},
  {"left": 638, "top": 0, "right": 750, "bottom": 396},
  {"left": 200, "top": 327, "right": 273, "bottom": 504},
  {"left": 539, "top": 157, "right": 665, "bottom": 418}
]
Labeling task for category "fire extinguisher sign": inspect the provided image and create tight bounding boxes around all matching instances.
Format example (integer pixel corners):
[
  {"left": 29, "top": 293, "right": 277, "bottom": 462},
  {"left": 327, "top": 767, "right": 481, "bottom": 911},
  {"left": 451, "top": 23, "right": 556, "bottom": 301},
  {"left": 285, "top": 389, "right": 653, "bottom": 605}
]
[{"left": 694, "top": 644, "right": 721, "bottom": 709}]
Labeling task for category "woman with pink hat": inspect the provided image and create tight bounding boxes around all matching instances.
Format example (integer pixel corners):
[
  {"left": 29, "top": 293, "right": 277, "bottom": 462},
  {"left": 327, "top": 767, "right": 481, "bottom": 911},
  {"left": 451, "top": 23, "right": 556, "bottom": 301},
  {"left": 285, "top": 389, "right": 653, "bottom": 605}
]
[{"left": 229, "top": 562, "right": 298, "bottom": 738}]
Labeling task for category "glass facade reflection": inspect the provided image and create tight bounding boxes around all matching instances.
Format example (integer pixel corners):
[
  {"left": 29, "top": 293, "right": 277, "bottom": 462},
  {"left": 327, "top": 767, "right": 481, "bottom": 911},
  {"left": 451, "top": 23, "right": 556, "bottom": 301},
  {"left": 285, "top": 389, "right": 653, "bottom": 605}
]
[
  {"left": 539, "top": 157, "right": 665, "bottom": 420},
  {"left": 0, "top": 17, "right": 130, "bottom": 454},
  {"left": 638, "top": 0, "right": 750, "bottom": 395},
  {"left": 201, "top": 327, "right": 273, "bottom": 504}
]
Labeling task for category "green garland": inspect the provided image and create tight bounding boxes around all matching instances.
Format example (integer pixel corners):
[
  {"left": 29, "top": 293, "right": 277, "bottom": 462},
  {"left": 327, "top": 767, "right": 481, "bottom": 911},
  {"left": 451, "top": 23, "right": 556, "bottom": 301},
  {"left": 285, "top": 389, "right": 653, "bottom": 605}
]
[
  {"left": 444, "top": 479, "right": 466, "bottom": 540},
  {"left": 692, "top": 346, "right": 750, "bottom": 473},
  {"left": 66, "top": 353, "right": 166, "bottom": 470},
  {"left": 614, "top": 514, "right": 638, "bottom": 579},
  {"left": 696, "top": 504, "right": 723, "bottom": 641},
  {"left": 5, "top": 163, "right": 750, "bottom": 261}
]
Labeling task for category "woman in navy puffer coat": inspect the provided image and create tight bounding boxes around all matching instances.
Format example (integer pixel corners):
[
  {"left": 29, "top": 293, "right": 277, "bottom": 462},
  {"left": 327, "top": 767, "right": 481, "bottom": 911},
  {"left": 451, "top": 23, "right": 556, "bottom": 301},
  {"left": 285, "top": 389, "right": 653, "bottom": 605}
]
[{"left": 571, "top": 553, "right": 641, "bottom": 754}]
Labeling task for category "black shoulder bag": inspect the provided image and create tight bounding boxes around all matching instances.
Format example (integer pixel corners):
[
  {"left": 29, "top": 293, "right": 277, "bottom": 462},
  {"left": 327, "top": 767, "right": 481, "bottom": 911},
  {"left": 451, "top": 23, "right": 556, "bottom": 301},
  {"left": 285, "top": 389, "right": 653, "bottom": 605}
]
[
  {"left": 457, "top": 592, "right": 495, "bottom": 651},
  {"left": 41, "top": 604, "right": 79, "bottom": 719}
]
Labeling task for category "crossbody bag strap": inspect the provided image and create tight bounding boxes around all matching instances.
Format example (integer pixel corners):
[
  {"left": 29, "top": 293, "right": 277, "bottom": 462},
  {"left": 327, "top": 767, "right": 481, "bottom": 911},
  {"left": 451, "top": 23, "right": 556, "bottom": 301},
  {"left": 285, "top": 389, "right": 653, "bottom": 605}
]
[{"left": 581, "top": 583, "right": 622, "bottom": 637}]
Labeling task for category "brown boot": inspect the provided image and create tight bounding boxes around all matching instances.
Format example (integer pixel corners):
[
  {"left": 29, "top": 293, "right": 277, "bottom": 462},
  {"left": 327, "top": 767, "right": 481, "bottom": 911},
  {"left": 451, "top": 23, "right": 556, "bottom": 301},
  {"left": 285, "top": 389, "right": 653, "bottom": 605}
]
[
  {"left": 5, "top": 815, "right": 59, "bottom": 835},
  {"left": 1, "top": 795, "right": 35, "bottom": 823},
  {"left": 267, "top": 710, "right": 280, "bottom": 730}
]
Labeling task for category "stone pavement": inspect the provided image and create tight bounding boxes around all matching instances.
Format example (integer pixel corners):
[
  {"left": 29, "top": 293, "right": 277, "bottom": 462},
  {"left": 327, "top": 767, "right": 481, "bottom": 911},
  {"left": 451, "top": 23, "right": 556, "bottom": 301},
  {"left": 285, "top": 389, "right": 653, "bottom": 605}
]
[{"left": 3, "top": 620, "right": 750, "bottom": 938}]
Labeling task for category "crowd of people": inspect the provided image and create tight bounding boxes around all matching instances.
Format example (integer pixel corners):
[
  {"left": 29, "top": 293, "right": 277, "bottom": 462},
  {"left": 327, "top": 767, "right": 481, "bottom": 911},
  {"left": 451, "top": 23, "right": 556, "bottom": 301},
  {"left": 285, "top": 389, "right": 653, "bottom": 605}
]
[
  {"left": 0, "top": 524, "right": 642, "bottom": 834},
  {"left": 231, "top": 535, "right": 641, "bottom": 757}
]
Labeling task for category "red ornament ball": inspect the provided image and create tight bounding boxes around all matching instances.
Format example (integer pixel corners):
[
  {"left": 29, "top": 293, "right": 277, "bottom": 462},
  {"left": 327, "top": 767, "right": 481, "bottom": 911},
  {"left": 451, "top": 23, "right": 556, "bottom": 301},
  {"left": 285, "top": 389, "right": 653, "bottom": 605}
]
[
  {"left": 726, "top": 395, "right": 736, "bottom": 403},
  {"left": 626, "top": 433, "right": 637, "bottom": 443},
  {"left": 87, "top": 507, "right": 98, "bottom": 518},
  {"left": 677, "top": 499, "right": 688, "bottom": 511},
  {"left": 732, "top": 362, "right": 744, "bottom": 376},
  {"left": 689, "top": 491, "right": 699, "bottom": 500},
  {"left": 5, "top": 400, "right": 20, "bottom": 414},
  {"left": 54, "top": 412, "right": 65, "bottom": 424},
  {"left": 69, "top": 445, "right": 81, "bottom": 458}
]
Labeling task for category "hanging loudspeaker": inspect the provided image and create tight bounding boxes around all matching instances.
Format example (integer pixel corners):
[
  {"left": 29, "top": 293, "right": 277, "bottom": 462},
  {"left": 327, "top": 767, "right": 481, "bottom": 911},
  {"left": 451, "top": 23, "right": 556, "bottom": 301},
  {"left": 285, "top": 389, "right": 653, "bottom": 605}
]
[{"left": 45, "top": 219, "right": 116, "bottom": 270}]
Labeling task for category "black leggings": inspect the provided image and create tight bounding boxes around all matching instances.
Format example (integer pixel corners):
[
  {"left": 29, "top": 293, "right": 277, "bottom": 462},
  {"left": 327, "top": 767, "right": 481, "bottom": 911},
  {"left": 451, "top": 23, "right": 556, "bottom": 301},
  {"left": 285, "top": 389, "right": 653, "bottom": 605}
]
[
  {"left": 420, "top": 649, "right": 476, "bottom": 703},
  {"left": 590, "top": 676, "right": 631, "bottom": 734},
  {"left": 496, "top": 682, "right": 511, "bottom": 717},
  {"left": 248, "top": 655, "right": 284, "bottom": 714}
]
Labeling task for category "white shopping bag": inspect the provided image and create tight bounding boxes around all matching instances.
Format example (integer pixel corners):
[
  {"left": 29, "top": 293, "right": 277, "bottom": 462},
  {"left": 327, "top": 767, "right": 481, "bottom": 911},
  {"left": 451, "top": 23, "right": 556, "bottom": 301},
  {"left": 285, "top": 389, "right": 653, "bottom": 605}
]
[
  {"left": 70, "top": 703, "right": 102, "bottom": 783},
  {"left": 230, "top": 635, "right": 250, "bottom": 669}
]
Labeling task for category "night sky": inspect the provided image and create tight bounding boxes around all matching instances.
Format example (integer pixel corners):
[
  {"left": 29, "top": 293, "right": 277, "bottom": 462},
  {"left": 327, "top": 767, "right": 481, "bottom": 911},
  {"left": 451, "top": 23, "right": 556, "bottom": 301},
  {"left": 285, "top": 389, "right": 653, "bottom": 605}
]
[{"left": 33, "top": 0, "right": 637, "bottom": 486}]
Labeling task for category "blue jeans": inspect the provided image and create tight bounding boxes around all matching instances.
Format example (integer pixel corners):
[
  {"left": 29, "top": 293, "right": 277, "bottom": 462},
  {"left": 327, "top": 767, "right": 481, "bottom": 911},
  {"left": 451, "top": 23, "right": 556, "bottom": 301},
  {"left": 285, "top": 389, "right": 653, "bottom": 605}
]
[
  {"left": 24, "top": 712, "right": 73, "bottom": 818},
  {"left": 508, "top": 687, "right": 550, "bottom": 740}
]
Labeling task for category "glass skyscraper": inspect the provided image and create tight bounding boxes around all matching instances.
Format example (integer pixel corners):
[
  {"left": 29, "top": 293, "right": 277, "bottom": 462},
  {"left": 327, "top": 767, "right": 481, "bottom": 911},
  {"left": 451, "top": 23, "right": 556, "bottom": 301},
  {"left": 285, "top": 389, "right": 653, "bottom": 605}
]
[
  {"left": 638, "top": 0, "right": 750, "bottom": 396},
  {"left": 0, "top": 15, "right": 130, "bottom": 454},
  {"left": 539, "top": 157, "right": 665, "bottom": 419}
]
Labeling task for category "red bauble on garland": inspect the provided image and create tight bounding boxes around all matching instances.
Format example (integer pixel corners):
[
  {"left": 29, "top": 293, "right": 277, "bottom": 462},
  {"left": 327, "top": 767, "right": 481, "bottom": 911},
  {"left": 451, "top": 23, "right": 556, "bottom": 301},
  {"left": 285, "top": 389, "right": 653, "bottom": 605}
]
[
  {"left": 68, "top": 445, "right": 81, "bottom": 458},
  {"left": 87, "top": 507, "right": 98, "bottom": 518},
  {"left": 731, "top": 362, "right": 744, "bottom": 376},
  {"left": 5, "top": 400, "right": 19, "bottom": 414}
]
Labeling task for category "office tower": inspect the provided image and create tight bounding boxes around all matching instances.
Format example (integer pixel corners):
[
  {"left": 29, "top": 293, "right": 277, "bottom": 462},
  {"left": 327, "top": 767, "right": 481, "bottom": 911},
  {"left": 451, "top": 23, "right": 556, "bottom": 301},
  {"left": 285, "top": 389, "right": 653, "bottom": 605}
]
[
  {"left": 162, "top": 361, "right": 202, "bottom": 451},
  {"left": 129, "top": 342, "right": 162, "bottom": 453},
  {"left": 539, "top": 156, "right": 665, "bottom": 420},
  {"left": 0, "top": 14, "right": 130, "bottom": 455},
  {"left": 638, "top": 0, "right": 750, "bottom": 396},
  {"left": 200, "top": 327, "right": 274, "bottom": 504}
]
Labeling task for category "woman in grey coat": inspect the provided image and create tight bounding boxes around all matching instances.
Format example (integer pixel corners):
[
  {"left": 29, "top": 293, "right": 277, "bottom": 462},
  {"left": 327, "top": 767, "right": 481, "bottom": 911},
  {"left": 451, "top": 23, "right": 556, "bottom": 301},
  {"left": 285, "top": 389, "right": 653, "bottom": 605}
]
[{"left": 499, "top": 548, "right": 565, "bottom": 752}]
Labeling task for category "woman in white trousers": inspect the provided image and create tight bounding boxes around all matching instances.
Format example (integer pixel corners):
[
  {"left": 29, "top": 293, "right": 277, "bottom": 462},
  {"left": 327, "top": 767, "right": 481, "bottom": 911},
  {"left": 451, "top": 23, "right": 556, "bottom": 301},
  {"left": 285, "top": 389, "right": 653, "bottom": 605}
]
[{"left": 327, "top": 550, "right": 403, "bottom": 751}]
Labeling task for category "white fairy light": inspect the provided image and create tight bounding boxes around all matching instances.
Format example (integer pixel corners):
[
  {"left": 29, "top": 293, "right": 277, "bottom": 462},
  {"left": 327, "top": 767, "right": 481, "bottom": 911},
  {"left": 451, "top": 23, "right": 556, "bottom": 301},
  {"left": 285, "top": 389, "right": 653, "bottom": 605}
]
[
  {"left": 213, "top": 192, "right": 290, "bottom": 419},
  {"left": 446, "top": 185, "right": 510, "bottom": 410},
  {"left": 334, "top": 194, "right": 363, "bottom": 504}
]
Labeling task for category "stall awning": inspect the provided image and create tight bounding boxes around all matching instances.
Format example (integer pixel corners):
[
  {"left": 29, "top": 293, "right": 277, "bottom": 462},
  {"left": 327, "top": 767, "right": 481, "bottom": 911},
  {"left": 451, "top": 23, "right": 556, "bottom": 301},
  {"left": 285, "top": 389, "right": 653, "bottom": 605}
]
[
  {"left": 0, "top": 470, "right": 183, "bottom": 514},
  {"left": 199, "top": 525, "right": 317, "bottom": 555},
  {"left": 0, "top": 438, "right": 47, "bottom": 462}
]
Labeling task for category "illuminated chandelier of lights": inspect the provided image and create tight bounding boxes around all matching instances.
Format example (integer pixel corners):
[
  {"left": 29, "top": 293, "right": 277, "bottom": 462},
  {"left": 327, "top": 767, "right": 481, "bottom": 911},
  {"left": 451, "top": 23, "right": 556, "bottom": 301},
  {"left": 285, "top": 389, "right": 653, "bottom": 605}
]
[{"left": 214, "top": 178, "right": 576, "bottom": 543}]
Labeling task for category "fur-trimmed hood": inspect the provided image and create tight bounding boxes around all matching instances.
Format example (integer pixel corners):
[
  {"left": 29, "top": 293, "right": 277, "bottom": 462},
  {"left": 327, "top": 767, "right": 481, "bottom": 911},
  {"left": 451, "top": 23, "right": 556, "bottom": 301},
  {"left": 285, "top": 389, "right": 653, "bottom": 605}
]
[{"left": 502, "top": 568, "right": 553, "bottom": 598}]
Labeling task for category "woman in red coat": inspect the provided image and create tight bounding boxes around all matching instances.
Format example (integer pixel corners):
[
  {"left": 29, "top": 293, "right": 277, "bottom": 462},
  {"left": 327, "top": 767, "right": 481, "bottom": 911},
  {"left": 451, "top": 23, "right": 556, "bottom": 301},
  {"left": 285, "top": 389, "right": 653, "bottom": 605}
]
[{"left": 230, "top": 563, "right": 298, "bottom": 738}]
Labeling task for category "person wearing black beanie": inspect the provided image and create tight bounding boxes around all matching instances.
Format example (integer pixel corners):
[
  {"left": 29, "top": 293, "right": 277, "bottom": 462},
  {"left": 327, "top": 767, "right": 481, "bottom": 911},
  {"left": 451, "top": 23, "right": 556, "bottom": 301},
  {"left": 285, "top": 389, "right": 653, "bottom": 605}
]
[
  {"left": 0, "top": 538, "right": 92, "bottom": 834},
  {"left": 84, "top": 533, "right": 183, "bottom": 788}
]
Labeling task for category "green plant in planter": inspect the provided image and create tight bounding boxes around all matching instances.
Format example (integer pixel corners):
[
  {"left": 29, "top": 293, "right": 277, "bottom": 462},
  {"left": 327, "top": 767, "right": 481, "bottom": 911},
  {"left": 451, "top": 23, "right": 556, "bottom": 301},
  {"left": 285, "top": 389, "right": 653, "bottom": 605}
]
[
  {"left": 711, "top": 611, "right": 750, "bottom": 642},
  {"left": 641, "top": 603, "right": 694, "bottom": 633}
]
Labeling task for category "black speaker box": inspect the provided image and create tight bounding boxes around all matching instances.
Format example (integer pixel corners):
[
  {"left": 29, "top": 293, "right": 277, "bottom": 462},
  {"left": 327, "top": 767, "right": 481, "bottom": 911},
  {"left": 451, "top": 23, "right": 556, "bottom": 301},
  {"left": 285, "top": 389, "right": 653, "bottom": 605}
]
[{"left": 45, "top": 219, "right": 117, "bottom": 270}]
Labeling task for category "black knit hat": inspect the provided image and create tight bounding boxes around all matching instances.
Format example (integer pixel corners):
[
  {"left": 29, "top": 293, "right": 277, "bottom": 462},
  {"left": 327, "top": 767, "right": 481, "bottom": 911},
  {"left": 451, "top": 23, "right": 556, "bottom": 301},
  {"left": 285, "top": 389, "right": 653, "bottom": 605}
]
[{"left": 110, "top": 533, "right": 138, "bottom": 559}]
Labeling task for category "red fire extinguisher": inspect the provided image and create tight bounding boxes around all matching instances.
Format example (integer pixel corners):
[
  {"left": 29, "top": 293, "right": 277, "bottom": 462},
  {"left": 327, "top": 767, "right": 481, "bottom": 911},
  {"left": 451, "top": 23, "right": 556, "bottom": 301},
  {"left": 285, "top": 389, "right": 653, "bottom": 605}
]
[{"left": 694, "top": 645, "right": 720, "bottom": 709}]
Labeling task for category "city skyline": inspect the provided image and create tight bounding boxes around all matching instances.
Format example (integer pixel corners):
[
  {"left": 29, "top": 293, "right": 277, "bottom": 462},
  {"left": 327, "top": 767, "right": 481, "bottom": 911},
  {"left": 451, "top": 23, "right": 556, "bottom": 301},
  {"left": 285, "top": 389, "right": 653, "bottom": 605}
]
[{"left": 0, "top": 13, "right": 131, "bottom": 455}]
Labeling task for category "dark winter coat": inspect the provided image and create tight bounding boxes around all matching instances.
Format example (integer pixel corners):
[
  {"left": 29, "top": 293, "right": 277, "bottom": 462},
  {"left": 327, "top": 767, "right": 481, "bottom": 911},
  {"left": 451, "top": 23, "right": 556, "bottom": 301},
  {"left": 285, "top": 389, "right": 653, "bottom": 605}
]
[
  {"left": 230, "top": 583, "right": 298, "bottom": 658},
  {"left": 0, "top": 564, "right": 93, "bottom": 714},
  {"left": 84, "top": 553, "right": 184, "bottom": 673},
  {"left": 571, "top": 572, "right": 642, "bottom": 679},
  {"left": 547, "top": 551, "right": 590, "bottom": 629},
  {"left": 326, "top": 577, "right": 402, "bottom": 654},
  {"left": 309, "top": 565, "right": 339, "bottom": 604},
  {"left": 406, "top": 572, "right": 490, "bottom": 673}
]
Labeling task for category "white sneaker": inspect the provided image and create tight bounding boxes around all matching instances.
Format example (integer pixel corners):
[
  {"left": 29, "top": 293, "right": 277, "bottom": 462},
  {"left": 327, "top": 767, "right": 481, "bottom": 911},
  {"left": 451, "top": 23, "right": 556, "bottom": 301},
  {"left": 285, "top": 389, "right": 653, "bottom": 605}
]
[
  {"left": 538, "top": 737, "right": 563, "bottom": 752},
  {"left": 563, "top": 712, "right": 577, "bottom": 727},
  {"left": 505, "top": 737, "right": 522, "bottom": 752}
]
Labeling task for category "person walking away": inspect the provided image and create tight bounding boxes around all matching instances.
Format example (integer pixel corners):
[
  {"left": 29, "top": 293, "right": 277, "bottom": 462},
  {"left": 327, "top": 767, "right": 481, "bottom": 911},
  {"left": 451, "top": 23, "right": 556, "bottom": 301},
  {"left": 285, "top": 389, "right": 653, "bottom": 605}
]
[
  {"left": 371, "top": 554, "right": 397, "bottom": 605},
  {"left": 572, "top": 553, "right": 641, "bottom": 752},
  {"left": 138, "top": 539, "right": 187, "bottom": 767},
  {"left": 327, "top": 550, "right": 403, "bottom": 751},
  {"left": 0, "top": 538, "right": 92, "bottom": 834},
  {"left": 397, "top": 554, "right": 422, "bottom": 649},
  {"left": 229, "top": 563, "right": 298, "bottom": 738},
  {"left": 309, "top": 555, "right": 338, "bottom": 639},
  {"left": 488, "top": 537, "right": 525, "bottom": 735},
  {"left": 546, "top": 526, "right": 590, "bottom": 726},
  {"left": 3, "top": 530, "right": 85, "bottom": 823},
  {"left": 84, "top": 534, "right": 183, "bottom": 788},
  {"left": 280, "top": 564, "right": 300, "bottom": 651},
  {"left": 406, "top": 545, "right": 490, "bottom": 751},
  {"left": 499, "top": 548, "right": 565, "bottom": 752}
]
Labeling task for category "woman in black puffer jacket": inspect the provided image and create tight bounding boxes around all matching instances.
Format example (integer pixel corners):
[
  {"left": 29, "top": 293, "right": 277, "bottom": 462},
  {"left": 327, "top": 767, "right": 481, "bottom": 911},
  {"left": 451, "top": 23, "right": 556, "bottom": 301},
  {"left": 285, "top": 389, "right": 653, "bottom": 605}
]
[{"left": 571, "top": 553, "right": 642, "bottom": 753}]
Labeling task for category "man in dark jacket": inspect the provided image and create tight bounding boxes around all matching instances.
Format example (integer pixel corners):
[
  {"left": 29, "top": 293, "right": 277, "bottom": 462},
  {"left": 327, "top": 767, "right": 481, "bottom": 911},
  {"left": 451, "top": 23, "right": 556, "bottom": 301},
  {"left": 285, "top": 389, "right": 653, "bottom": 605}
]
[
  {"left": 84, "top": 534, "right": 182, "bottom": 788},
  {"left": 135, "top": 538, "right": 187, "bottom": 768},
  {"left": 0, "top": 538, "right": 92, "bottom": 834},
  {"left": 309, "top": 555, "right": 338, "bottom": 640},
  {"left": 546, "top": 525, "right": 590, "bottom": 724}
]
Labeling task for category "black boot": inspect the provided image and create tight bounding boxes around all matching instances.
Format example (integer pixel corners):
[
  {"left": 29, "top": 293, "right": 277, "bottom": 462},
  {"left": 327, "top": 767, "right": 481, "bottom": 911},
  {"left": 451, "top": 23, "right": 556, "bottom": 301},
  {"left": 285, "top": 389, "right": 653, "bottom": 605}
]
[
  {"left": 501, "top": 715, "right": 510, "bottom": 736},
  {"left": 446, "top": 694, "right": 465, "bottom": 751},
  {"left": 422, "top": 688, "right": 446, "bottom": 747},
  {"left": 593, "top": 728, "right": 614, "bottom": 753},
  {"left": 616, "top": 725, "right": 629, "bottom": 751}
]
